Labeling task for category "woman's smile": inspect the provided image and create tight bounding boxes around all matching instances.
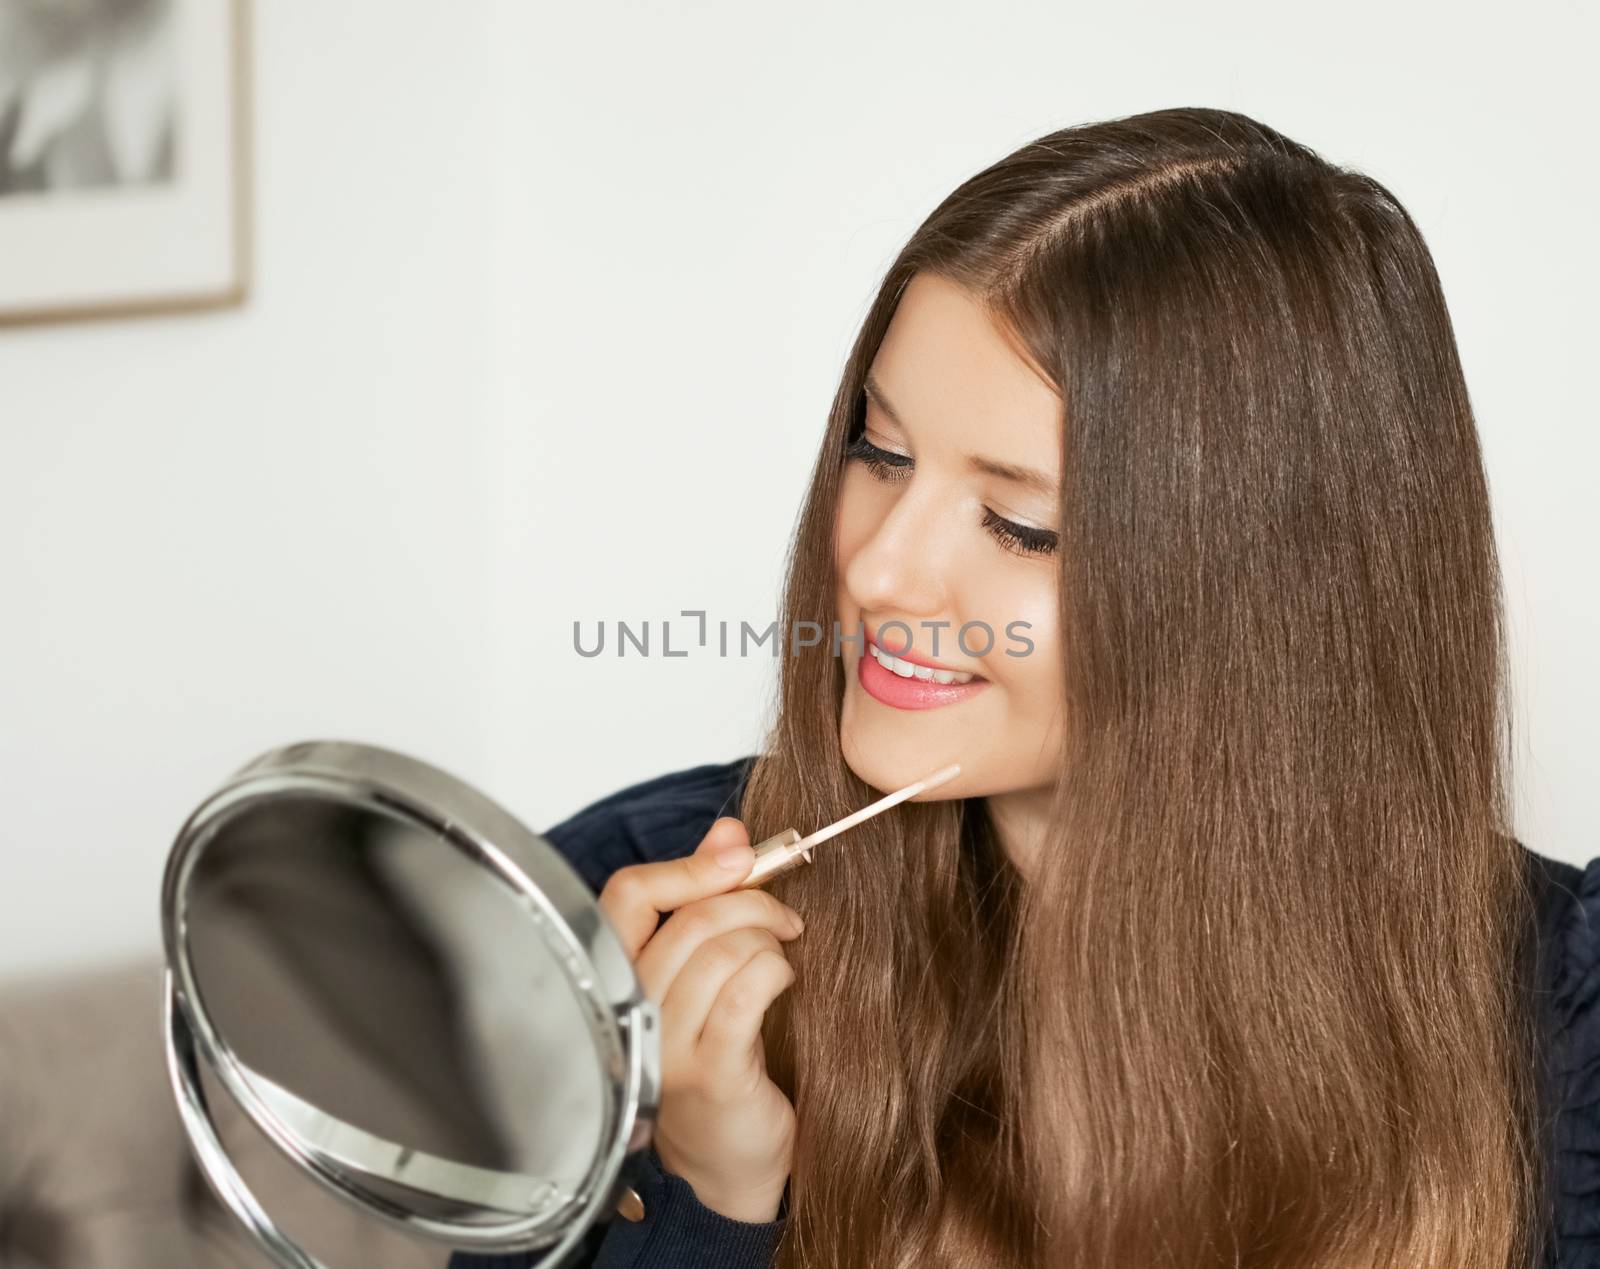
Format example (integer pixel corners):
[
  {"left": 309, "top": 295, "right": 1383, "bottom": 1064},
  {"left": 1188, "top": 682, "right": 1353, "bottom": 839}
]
[{"left": 857, "top": 638, "right": 992, "bottom": 710}]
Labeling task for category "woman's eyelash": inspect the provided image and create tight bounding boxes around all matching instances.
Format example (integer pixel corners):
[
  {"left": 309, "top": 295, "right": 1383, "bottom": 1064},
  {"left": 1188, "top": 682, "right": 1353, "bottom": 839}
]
[
  {"left": 979, "top": 507, "right": 1058, "bottom": 557},
  {"left": 842, "top": 433, "right": 1059, "bottom": 557},
  {"left": 844, "top": 432, "right": 913, "bottom": 480}
]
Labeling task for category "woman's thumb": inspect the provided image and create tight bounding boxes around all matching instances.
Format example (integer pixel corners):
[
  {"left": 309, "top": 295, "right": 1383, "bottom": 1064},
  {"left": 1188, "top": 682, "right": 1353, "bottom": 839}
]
[{"left": 694, "top": 816, "right": 754, "bottom": 881}]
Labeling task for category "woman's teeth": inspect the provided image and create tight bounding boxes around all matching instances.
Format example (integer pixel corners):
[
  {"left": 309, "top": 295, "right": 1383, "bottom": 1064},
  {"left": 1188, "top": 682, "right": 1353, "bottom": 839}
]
[{"left": 867, "top": 641, "right": 976, "bottom": 685}]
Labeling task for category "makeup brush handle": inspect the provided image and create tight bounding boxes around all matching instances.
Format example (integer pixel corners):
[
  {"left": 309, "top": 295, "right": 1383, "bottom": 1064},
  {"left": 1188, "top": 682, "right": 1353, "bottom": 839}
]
[{"left": 734, "top": 827, "right": 814, "bottom": 890}]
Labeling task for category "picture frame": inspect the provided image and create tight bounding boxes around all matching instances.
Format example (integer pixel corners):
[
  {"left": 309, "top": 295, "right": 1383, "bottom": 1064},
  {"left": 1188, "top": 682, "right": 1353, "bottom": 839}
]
[{"left": 0, "top": 0, "right": 251, "bottom": 327}]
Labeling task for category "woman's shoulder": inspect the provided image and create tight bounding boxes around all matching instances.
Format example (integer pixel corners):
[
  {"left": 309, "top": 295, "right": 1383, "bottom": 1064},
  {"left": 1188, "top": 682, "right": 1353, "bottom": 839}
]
[
  {"left": 1525, "top": 842, "right": 1599, "bottom": 1029},
  {"left": 536, "top": 754, "right": 759, "bottom": 893},
  {"left": 1522, "top": 841, "right": 1600, "bottom": 1261}
]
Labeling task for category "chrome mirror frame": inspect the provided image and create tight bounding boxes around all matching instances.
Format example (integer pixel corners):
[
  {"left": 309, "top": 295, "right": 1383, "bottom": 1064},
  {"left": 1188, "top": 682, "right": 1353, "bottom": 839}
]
[{"left": 159, "top": 739, "right": 660, "bottom": 1265}]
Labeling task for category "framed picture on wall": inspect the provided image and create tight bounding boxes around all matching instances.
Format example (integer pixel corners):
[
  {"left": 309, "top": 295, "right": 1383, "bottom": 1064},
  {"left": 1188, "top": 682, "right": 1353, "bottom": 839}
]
[{"left": 0, "top": 0, "right": 251, "bottom": 326}]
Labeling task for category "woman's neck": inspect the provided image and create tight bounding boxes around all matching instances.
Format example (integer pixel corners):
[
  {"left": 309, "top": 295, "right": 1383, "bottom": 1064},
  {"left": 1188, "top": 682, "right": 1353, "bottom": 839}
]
[{"left": 982, "top": 785, "right": 1056, "bottom": 881}]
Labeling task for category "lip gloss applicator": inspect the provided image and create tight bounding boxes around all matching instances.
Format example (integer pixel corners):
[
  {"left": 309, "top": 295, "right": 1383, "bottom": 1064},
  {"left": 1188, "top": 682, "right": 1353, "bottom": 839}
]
[{"left": 734, "top": 762, "right": 962, "bottom": 890}]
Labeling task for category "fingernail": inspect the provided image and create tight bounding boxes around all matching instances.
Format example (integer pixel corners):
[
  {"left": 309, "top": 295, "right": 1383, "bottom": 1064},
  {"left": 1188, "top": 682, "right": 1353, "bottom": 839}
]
[
  {"left": 789, "top": 911, "right": 805, "bottom": 933},
  {"left": 714, "top": 846, "right": 750, "bottom": 870}
]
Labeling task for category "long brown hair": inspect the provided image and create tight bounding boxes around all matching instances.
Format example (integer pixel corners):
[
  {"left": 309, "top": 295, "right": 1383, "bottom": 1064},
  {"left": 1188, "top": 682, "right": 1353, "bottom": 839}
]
[{"left": 738, "top": 107, "right": 1548, "bottom": 1267}]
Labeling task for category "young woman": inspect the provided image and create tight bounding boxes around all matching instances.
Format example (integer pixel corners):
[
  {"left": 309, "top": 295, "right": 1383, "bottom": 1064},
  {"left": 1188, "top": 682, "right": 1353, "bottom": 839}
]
[{"left": 451, "top": 107, "right": 1600, "bottom": 1268}]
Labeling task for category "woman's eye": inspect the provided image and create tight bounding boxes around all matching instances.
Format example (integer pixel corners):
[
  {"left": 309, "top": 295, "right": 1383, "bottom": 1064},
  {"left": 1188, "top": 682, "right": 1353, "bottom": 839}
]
[
  {"left": 981, "top": 507, "right": 1058, "bottom": 558},
  {"left": 843, "top": 433, "right": 1059, "bottom": 559},
  {"left": 844, "top": 433, "right": 913, "bottom": 482}
]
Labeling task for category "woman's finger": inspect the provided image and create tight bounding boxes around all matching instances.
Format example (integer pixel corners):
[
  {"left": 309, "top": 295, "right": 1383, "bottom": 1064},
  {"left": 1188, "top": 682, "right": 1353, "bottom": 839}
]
[
  {"left": 659, "top": 927, "right": 784, "bottom": 1070},
  {"left": 635, "top": 889, "right": 803, "bottom": 1002},
  {"left": 696, "top": 948, "right": 797, "bottom": 1088},
  {"left": 597, "top": 818, "right": 755, "bottom": 959}
]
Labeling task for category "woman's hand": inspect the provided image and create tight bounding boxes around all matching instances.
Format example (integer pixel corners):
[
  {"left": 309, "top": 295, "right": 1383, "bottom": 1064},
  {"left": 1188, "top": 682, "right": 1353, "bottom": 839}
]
[{"left": 598, "top": 816, "right": 804, "bottom": 1223}]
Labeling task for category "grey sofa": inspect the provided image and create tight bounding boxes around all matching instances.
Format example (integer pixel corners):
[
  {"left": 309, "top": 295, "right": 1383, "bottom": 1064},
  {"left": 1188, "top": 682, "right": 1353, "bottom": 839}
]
[{"left": 0, "top": 955, "right": 447, "bottom": 1269}]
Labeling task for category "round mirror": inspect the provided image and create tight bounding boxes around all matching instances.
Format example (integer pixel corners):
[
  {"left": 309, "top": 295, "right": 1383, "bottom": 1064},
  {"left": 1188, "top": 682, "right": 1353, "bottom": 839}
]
[{"left": 160, "top": 739, "right": 660, "bottom": 1267}]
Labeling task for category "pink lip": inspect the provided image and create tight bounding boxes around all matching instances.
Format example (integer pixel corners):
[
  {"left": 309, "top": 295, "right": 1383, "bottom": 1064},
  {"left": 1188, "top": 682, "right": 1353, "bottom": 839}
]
[
  {"left": 857, "top": 643, "right": 991, "bottom": 711},
  {"left": 863, "top": 624, "right": 979, "bottom": 676}
]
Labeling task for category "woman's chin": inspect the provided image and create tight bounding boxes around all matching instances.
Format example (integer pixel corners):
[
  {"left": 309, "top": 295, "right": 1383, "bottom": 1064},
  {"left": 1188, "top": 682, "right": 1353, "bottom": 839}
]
[{"left": 838, "top": 718, "right": 969, "bottom": 802}]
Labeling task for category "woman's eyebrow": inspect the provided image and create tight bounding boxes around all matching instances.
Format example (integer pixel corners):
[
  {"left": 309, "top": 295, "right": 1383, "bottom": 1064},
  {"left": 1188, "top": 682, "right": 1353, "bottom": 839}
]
[{"left": 863, "top": 368, "right": 1058, "bottom": 496}]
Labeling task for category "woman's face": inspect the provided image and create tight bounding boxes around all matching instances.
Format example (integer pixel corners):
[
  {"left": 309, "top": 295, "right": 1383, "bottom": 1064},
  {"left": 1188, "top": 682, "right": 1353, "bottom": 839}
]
[{"left": 835, "top": 271, "right": 1066, "bottom": 818}]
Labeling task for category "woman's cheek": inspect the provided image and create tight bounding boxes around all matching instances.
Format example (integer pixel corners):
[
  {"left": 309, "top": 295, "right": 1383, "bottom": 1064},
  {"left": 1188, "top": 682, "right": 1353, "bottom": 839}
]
[
  {"left": 833, "top": 475, "right": 874, "bottom": 577},
  {"left": 968, "top": 564, "right": 1056, "bottom": 685}
]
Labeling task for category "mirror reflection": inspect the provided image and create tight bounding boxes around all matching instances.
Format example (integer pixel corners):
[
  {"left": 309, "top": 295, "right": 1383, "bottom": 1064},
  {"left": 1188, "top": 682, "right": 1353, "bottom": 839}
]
[{"left": 185, "top": 790, "right": 607, "bottom": 1222}]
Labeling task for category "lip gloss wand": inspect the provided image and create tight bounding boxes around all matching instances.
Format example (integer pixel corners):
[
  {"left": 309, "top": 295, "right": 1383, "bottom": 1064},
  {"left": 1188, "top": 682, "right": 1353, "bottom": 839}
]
[{"left": 733, "top": 763, "right": 962, "bottom": 891}]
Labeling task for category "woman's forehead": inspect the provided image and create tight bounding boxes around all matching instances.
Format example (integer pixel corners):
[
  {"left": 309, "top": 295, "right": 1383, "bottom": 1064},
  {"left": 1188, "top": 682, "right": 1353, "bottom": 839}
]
[{"left": 869, "top": 274, "right": 1062, "bottom": 484}]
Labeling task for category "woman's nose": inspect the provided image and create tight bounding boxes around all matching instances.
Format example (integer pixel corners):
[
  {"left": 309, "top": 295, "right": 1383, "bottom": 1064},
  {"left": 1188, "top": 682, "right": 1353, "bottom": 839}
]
[{"left": 841, "top": 485, "right": 958, "bottom": 618}]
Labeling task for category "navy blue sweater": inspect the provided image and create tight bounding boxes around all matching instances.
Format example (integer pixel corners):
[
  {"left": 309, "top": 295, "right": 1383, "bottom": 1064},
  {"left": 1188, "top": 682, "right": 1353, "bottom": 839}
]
[{"left": 447, "top": 756, "right": 1600, "bottom": 1268}]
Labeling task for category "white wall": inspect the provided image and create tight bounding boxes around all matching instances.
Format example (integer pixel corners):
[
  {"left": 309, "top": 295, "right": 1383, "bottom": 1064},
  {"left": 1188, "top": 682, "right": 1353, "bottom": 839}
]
[
  {"left": 3, "top": 0, "right": 1595, "bottom": 975},
  {"left": 0, "top": 4, "right": 503, "bottom": 975}
]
